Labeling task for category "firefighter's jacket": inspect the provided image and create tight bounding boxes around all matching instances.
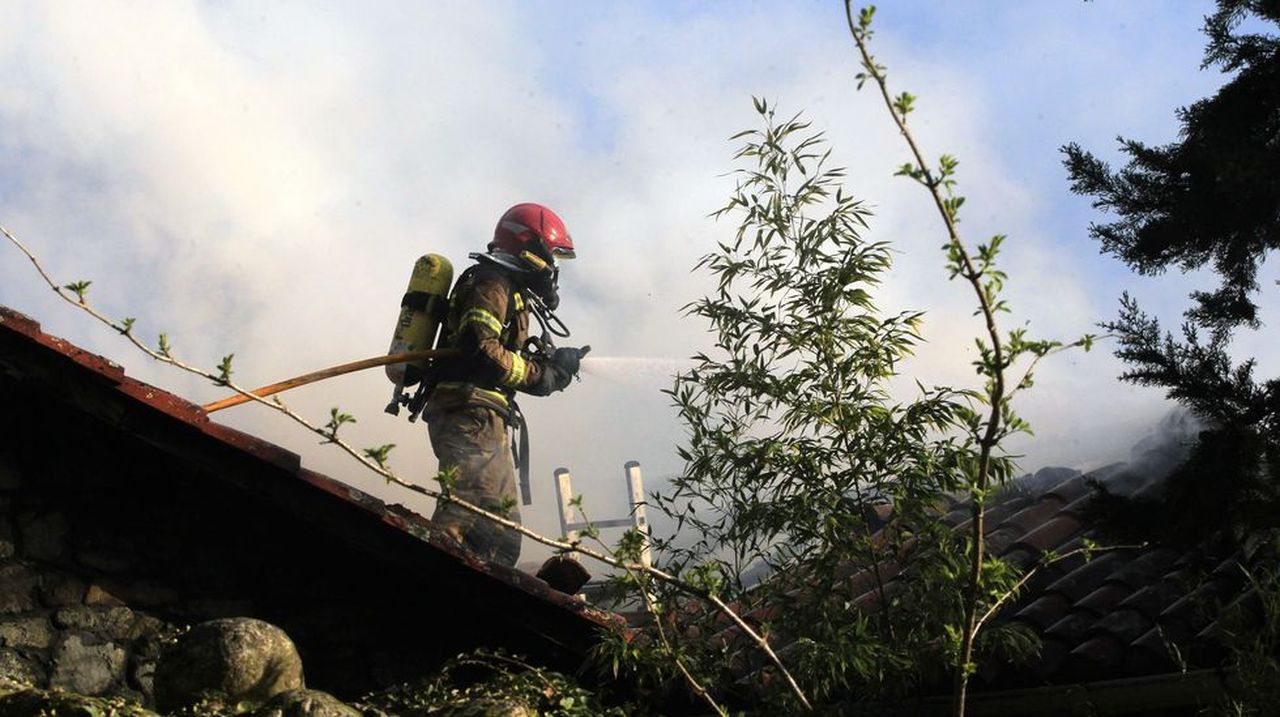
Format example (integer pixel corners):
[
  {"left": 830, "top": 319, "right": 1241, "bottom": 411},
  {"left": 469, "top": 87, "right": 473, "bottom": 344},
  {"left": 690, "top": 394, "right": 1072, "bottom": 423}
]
[{"left": 428, "top": 263, "right": 549, "bottom": 413}]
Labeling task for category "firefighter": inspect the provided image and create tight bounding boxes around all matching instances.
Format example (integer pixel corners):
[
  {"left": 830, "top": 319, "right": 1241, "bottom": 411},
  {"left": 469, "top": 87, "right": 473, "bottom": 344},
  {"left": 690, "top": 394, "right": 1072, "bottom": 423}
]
[{"left": 425, "top": 203, "right": 588, "bottom": 567}]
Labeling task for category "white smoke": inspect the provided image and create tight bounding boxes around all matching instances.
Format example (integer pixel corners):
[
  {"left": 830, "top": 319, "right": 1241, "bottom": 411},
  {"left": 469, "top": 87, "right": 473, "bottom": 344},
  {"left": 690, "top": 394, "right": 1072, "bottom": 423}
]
[{"left": 1, "top": 2, "right": 1266, "bottom": 568}]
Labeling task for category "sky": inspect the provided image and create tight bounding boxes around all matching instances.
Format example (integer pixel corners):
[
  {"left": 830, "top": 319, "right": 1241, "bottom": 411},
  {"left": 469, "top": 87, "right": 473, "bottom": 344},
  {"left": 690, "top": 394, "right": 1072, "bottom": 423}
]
[{"left": 2, "top": 1, "right": 1274, "bottom": 567}]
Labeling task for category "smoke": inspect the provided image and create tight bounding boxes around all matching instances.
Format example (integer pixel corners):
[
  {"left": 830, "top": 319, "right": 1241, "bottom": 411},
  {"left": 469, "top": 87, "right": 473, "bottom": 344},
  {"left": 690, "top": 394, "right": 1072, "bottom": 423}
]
[
  {"left": 1, "top": 2, "right": 1265, "bottom": 567},
  {"left": 1105, "top": 407, "right": 1205, "bottom": 497},
  {"left": 1002, "top": 406, "right": 1205, "bottom": 505}
]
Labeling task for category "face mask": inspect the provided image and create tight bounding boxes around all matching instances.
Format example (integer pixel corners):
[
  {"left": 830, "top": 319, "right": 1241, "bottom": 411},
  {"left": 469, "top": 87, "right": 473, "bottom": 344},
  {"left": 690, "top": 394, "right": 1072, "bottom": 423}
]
[{"left": 533, "top": 266, "right": 560, "bottom": 310}]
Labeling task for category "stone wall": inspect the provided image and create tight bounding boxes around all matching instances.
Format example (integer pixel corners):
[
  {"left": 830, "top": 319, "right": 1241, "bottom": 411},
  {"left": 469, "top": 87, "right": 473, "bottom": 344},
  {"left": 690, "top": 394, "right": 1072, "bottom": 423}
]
[
  {"left": 0, "top": 448, "right": 176, "bottom": 704},
  {"left": 0, "top": 398, "right": 466, "bottom": 706}
]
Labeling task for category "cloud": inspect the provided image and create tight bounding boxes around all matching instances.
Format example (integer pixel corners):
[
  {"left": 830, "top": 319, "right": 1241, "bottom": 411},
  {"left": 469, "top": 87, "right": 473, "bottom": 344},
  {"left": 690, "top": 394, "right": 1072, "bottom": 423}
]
[{"left": 1, "top": 2, "right": 1250, "bottom": 564}]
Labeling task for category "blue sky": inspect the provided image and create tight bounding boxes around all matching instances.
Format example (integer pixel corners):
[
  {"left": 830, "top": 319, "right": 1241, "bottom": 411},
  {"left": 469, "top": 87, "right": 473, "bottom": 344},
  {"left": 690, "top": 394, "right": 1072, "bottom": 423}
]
[{"left": 2, "top": 1, "right": 1268, "bottom": 565}]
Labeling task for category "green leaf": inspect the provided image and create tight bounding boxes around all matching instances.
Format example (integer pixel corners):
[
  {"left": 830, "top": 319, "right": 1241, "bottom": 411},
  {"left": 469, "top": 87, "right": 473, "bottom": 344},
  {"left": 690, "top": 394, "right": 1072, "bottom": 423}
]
[
  {"left": 216, "top": 354, "right": 234, "bottom": 385},
  {"left": 435, "top": 465, "right": 458, "bottom": 493},
  {"left": 322, "top": 406, "right": 356, "bottom": 443},
  {"left": 63, "top": 280, "right": 91, "bottom": 302},
  {"left": 363, "top": 443, "right": 396, "bottom": 471}
]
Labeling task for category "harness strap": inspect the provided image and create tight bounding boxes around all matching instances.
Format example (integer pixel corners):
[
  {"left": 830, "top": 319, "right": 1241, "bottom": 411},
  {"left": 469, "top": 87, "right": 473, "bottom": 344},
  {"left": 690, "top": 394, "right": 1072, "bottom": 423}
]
[
  {"left": 400, "top": 290, "right": 431, "bottom": 310},
  {"left": 509, "top": 401, "right": 532, "bottom": 506}
]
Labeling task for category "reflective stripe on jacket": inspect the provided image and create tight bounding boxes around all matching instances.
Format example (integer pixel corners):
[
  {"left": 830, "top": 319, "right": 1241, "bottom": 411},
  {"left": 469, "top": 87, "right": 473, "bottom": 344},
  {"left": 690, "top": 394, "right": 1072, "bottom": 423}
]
[{"left": 428, "top": 263, "right": 545, "bottom": 411}]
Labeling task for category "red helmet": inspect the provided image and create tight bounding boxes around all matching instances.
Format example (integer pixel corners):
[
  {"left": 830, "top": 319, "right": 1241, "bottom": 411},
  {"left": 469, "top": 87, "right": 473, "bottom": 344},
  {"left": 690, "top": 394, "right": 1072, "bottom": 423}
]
[{"left": 490, "top": 203, "right": 576, "bottom": 266}]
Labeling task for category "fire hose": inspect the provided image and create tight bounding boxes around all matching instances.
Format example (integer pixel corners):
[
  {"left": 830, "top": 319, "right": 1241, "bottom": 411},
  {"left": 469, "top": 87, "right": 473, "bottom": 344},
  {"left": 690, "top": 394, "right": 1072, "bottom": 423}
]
[{"left": 201, "top": 348, "right": 458, "bottom": 413}]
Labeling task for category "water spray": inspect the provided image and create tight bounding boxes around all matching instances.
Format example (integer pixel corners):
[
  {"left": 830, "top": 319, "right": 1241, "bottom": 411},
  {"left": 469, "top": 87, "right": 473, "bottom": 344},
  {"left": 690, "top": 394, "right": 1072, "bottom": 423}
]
[{"left": 578, "top": 356, "right": 697, "bottom": 384}]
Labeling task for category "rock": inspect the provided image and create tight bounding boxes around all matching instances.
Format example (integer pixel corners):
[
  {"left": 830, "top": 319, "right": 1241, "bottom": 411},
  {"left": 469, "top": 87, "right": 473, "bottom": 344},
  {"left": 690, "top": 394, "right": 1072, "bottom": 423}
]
[
  {"left": 56, "top": 606, "right": 118, "bottom": 634},
  {"left": 0, "top": 674, "right": 26, "bottom": 698},
  {"left": 0, "top": 648, "right": 44, "bottom": 687},
  {"left": 131, "top": 613, "right": 167, "bottom": 643},
  {"left": 247, "top": 688, "right": 361, "bottom": 717},
  {"left": 153, "top": 618, "right": 305, "bottom": 713},
  {"left": 84, "top": 583, "right": 126, "bottom": 607},
  {"left": 38, "top": 570, "right": 86, "bottom": 607},
  {"left": 16, "top": 511, "right": 68, "bottom": 561},
  {"left": 49, "top": 633, "right": 127, "bottom": 695},
  {"left": 52, "top": 606, "right": 164, "bottom": 643},
  {"left": 0, "top": 616, "right": 53, "bottom": 649},
  {"left": 127, "top": 621, "right": 178, "bottom": 705},
  {"left": 129, "top": 653, "right": 156, "bottom": 705},
  {"left": 0, "top": 564, "right": 39, "bottom": 614}
]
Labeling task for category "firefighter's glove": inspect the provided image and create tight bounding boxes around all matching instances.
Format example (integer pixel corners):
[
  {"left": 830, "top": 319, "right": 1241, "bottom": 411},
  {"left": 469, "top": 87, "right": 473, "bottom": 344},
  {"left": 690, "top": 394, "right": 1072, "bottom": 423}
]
[
  {"left": 552, "top": 345, "right": 590, "bottom": 376},
  {"left": 534, "top": 345, "right": 590, "bottom": 395}
]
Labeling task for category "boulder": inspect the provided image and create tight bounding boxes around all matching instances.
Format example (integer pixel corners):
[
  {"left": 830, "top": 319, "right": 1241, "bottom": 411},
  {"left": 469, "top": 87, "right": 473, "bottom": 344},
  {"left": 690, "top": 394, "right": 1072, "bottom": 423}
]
[
  {"left": 247, "top": 688, "right": 361, "bottom": 717},
  {"left": 153, "top": 618, "right": 304, "bottom": 713},
  {"left": 0, "top": 616, "right": 53, "bottom": 649},
  {"left": 0, "top": 564, "right": 39, "bottom": 614},
  {"left": 38, "top": 570, "right": 87, "bottom": 607},
  {"left": 49, "top": 633, "right": 127, "bottom": 695}
]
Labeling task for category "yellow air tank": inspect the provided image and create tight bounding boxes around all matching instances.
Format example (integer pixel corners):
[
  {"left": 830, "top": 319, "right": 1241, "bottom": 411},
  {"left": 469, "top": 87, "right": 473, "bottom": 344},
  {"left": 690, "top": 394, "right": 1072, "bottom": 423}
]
[{"left": 386, "top": 253, "right": 453, "bottom": 386}]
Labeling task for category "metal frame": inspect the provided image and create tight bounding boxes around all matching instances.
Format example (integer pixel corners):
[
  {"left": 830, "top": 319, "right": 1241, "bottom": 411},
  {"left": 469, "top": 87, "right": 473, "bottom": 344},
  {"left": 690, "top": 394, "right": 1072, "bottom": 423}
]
[{"left": 554, "top": 460, "right": 652, "bottom": 568}]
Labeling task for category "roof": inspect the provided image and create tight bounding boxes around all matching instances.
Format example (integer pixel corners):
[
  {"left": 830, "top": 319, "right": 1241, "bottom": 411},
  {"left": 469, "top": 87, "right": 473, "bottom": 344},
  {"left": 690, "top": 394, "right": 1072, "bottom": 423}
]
[
  {"left": 941, "top": 466, "right": 1241, "bottom": 687},
  {"left": 0, "top": 304, "right": 617, "bottom": 692},
  {"left": 830, "top": 462, "right": 1249, "bottom": 710},
  {"left": 678, "top": 439, "right": 1248, "bottom": 713}
]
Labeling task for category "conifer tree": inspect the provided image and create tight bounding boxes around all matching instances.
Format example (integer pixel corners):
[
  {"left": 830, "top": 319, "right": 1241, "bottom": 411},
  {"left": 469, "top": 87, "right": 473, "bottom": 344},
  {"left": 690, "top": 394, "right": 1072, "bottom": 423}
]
[{"left": 1063, "top": 0, "right": 1280, "bottom": 540}]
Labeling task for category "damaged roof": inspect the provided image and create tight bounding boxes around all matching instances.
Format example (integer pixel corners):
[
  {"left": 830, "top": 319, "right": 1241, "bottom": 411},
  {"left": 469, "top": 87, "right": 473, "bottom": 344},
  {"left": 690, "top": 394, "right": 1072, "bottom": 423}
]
[{"left": 833, "top": 464, "right": 1251, "bottom": 713}]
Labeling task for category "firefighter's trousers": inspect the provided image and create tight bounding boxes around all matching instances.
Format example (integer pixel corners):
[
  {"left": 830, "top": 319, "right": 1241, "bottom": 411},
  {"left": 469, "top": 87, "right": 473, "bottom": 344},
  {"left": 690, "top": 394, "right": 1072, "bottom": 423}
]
[{"left": 425, "top": 404, "right": 522, "bottom": 567}]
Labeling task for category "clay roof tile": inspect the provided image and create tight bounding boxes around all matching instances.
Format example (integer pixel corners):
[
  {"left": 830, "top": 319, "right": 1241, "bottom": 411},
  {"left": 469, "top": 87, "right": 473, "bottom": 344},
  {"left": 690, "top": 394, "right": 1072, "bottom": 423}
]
[
  {"left": 1044, "top": 473, "right": 1095, "bottom": 504},
  {"left": 1117, "top": 580, "right": 1187, "bottom": 621},
  {"left": 1110, "top": 548, "right": 1182, "bottom": 589},
  {"left": 1063, "top": 634, "right": 1126, "bottom": 681},
  {"left": 1013, "top": 593, "right": 1073, "bottom": 631},
  {"left": 1044, "top": 550, "right": 1133, "bottom": 602},
  {"left": 1092, "top": 607, "right": 1155, "bottom": 645},
  {"left": 1045, "top": 610, "right": 1100, "bottom": 644},
  {"left": 1075, "top": 583, "right": 1133, "bottom": 615},
  {"left": 1006, "top": 514, "right": 1086, "bottom": 557},
  {"left": 996, "top": 497, "right": 1066, "bottom": 537},
  {"left": 1125, "top": 626, "right": 1181, "bottom": 675}
]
